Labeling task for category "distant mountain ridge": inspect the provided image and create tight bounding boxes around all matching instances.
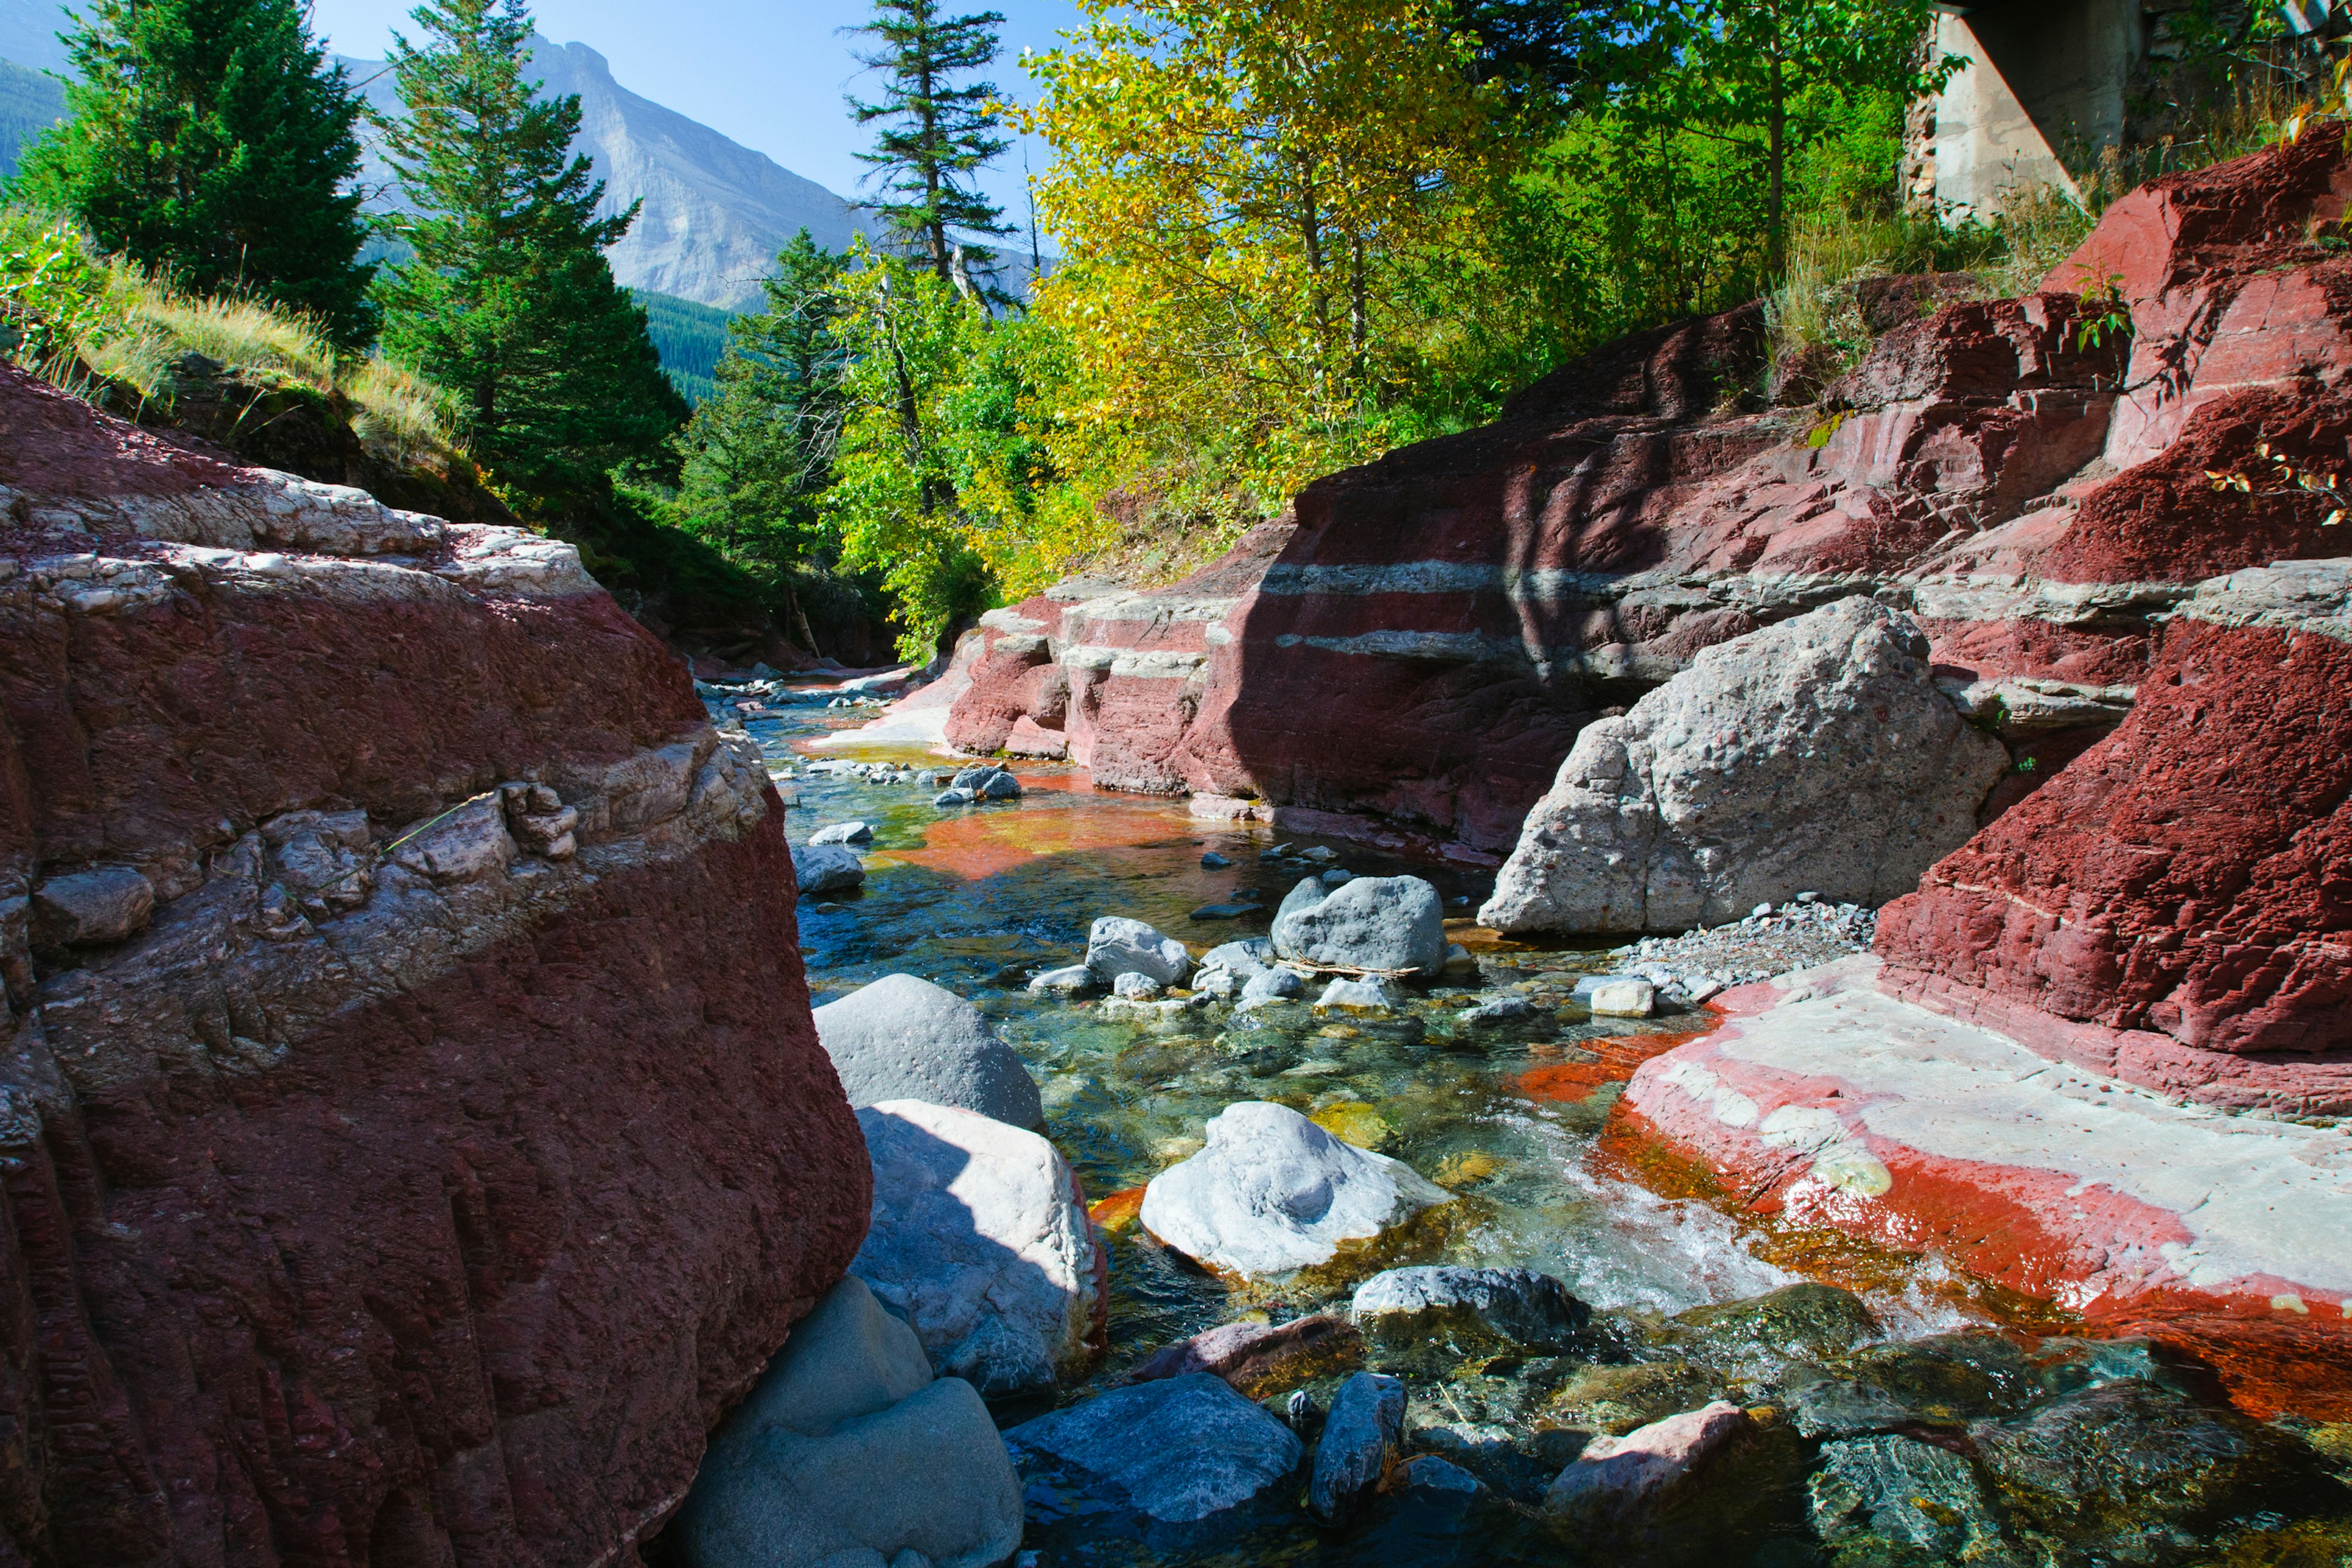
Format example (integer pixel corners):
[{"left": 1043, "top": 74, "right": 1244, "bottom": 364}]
[
  {"left": 342, "top": 36, "right": 868, "bottom": 310},
  {"left": 0, "top": 11, "right": 1038, "bottom": 316}
]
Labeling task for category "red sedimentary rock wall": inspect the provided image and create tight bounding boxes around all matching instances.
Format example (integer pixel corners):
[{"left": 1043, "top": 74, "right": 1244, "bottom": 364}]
[
  {"left": 0, "top": 369, "right": 870, "bottom": 1566},
  {"left": 938, "top": 133, "right": 2351, "bottom": 1108}
]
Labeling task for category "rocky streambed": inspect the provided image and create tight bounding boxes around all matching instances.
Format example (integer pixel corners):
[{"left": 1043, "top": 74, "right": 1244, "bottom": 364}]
[{"left": 658, "top": 682, "right": 2352, "bottom": 1568}]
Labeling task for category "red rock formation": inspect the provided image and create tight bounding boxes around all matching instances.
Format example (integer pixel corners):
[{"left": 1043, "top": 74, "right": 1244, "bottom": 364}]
[
  {"left": 0, "top": 367, "right": 870, "bottom": 1566},
  {"left": 1617, "top": 960, "right": 2352, "bottom": 1420}
]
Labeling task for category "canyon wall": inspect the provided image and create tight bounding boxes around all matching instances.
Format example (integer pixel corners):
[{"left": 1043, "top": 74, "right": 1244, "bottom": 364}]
[
  {"left": 0, "top": 368, "right": 870, "bottom": 1566},
  {"left": 939, "top": 132, "right": 2352, "bottom": 1113}
]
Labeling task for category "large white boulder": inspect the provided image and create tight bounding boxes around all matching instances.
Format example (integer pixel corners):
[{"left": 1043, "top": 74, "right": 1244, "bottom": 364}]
[
  {"left": 814, "top": 973, "right": 1044, "bottom": 1129},
  {"left": 1085, "top": 916, "right": 1193, "bottom": 986},
  {"left": 1139, "top": 1102, "right": 1451, "bottom": 1278},
  {"left": 1481, "top": 598, "right": 2007, "bottom": 933},
  {"left": 851, "top": 1100, "right": 1103, "bottom": 1399},
  {"left": 669, "top": 1275, "right": 1024, "bottom": 1568},
  {"left": 1271, "top": 874, "right": 1447, "bottom": 977}
]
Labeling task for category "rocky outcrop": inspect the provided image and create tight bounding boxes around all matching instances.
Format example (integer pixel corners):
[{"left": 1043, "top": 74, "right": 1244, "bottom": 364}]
[
  {"left": 1619, "top": 957, "right": 2352, "bottom": 1419},
  {"left": 925, "top": 133, "right": 2352, "bottom": 1115},
  {"left": 0, "top": 365, "right": 871, "bottom": 1565},
  {"left": 1481, "top": 598, "right": 2008, "bottom": 932}
]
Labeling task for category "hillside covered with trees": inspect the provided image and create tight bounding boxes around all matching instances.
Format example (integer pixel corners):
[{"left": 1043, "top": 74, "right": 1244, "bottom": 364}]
[{"left": 0, "top": 0, "right": 2318, "bottom": 662}]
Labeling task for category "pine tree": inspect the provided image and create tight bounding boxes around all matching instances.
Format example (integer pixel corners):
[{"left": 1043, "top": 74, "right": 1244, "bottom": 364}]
[
  {"left": 12, "top": 0, "right": 375, "bottom": 341},
  {"left": 373, "top": 0, "right": 684, "bottom": 496},
  {"left": 675, "top": 232, "right": 851, "bottom": 573},
  {"left": 845, "top": 0, "right": 1014, "bottom": 290}
]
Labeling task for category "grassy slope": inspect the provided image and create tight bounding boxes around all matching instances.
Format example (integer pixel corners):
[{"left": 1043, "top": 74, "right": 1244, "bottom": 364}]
[{"left": 631, "top": 287, "right": 733, "bottom": 404}]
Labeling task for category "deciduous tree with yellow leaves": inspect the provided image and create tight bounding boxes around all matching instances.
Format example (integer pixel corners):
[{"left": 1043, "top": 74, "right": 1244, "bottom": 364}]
[{"left": 1016, "top": 0, "right": 1521, "bottom": 519}]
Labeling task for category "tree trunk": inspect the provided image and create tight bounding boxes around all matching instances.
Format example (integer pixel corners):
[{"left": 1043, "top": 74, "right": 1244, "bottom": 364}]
[{"left": 1767, "top": 48, "right": 1787, "bottom": 278}]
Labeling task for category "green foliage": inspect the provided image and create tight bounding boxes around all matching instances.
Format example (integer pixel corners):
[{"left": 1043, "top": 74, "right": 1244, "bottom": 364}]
[
  {"left": 631, "top": 288, "right": 734, "bottom": 402},
  {"left": 372, "top": 0, "right": 686, "bottom": 500},
  {"left": 9, "top": 0, "right": 376, "bottom": 342},
  {"left": 673, "top": 234, "right": 851, "bottom": 582},
  {"left": 0, "top": 210, "right": 109, "bottom": 365},
  {"left": 0, "top": 59, "right": 68, "bottom": 181},
  {"left": 0, "top": 204, "right": 464, "bottom": 461},
  {"left": 846, "top": 0, "right": 1014, "bottom": 290}
]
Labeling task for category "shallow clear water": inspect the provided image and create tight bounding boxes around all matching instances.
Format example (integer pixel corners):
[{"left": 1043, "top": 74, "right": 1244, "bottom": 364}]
[{"left": 717, "top": 692, "right": 2352, "bottom": 1568}]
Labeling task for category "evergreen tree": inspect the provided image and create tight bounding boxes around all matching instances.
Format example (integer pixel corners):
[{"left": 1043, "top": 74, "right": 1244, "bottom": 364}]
[
  {"left": 12, "top": 0, "right": 375, "bottom": 341},
  {"left": 676, "top": 232, "right": 851, "bottom": 572},
  {"left": 374, "top": 0, "right": 684, "bottom": 496},
  {"left": 845, "top": 0, "right": 1014, "bottom": 290}
]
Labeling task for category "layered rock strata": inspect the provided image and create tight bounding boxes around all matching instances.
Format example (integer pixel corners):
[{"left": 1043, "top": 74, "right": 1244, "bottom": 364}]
[
  {"left": 1619, "top": 957, "right": 2352, "bottom": 1419},
  {"left": 928, "top": 134, "right": 2352, "bottom": 1112},
  {"left": 0, "top": 367, "right": 870, "bottom": 1566},
  {"left": 933, "top": 132, "right": 2351, "bottom": 881}
]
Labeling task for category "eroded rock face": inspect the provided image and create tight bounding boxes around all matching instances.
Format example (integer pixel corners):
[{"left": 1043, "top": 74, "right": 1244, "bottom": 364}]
[
  {"left": 0, "top": 364, "right": 870, "bottom": 1566},
  {"left": 1620, "top": 956, "right": 2352, "bottom": 1419},
  {"left": 1482, "top": 598, "right": 2008, "bottom": 933}
]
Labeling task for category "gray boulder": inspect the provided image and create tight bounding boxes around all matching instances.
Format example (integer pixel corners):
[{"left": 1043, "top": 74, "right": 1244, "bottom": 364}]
[
  {"left": 1351, "top": 1266, "right": 1591, "bottom": 1354},
  {"left": 933, "top": 788, "right": 975, "bottom": 807},
  {"left": 1085, "top": 916, "right": 1192, "bottom": 986},
  {"left": 952, "top": 764, "right": 1023, "bottom": 800},
  {"left": 1201, "top": 938, "right": 1275, "bottom": 976},
  {"left": 810, "top": 820, "right": 875, "bottom": 845},
  {"left": 1027, "top": 964, "right": 1096, "bottom": 996},
  {"left": 1237, "top": 967, "right": 1304, "bottom": 1008},
  {"left": 668, "top": 1276, "right": 1023, "bottom": 1568},
  {"left": 813, "top": 973, "right": 1043, "bottom": 1129},
  {"left": 1309, "top": 1371, "right": 1405, "bottom": 1524},
  {"left": 851, "top": 1100, "right": 1103, "bottom": 1399},
  {"left": 1316, "top": 975, "right": 1403, "bottom": 1012},
  {"left": 1006, "top": 1374, "right": 1302, "bottom": 1547},
  {"left": 1271, "top": 875, "right": 1447, "bottom": 977},
  {"left": 1139, "top": 1102, "right": 1451, "bottom": 1278},
  {"left": 1112, "top": 971, "right": 1163, "bottom": 1000},
  {"left": 1482, "top": 597, "right": 2008, "bottom": 933},
  {"left": 792, "top": 842, "right": 867, "bottom": 895}
]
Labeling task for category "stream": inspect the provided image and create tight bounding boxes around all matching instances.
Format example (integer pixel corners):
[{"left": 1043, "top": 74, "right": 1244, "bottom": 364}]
[{"left": 713, "top": 684, "right": 2352, "bottom": 1568}]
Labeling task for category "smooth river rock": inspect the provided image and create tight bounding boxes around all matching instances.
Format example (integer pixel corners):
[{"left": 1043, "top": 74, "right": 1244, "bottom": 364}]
[
  {"left": 1543, "top": 1400, "right": 1752, "bottom": 1522},
  {"left": 851, "top": 1100, "right": 1104, "bottom": 1399},
  {"left": 1481, "top": 597, "right": 2008, "bottom": 933},
  {"left": 814, "top": 973, "right": 1045, "bottom": 1129},
  {"left": 1271, "top": 873, "right": 1448, "bottom": 977},
  {"left": 1006, "top": 1373, "right": 1304, "bottom": 1547},
  {"left": 1085, "top": 916, "right": 1194, "bottom": 986},
  {"left": 669, "top": 1276, "right": 1023, "bottom": 1568},
  {"left": 791, "top": 840, "right": 867, "bottom": 894},
  {"left": 1351, "top": 1265, "right": 1591, "bottom": 1355},
  {"left": 1309, "top": 1371, "right": 1406, "bottom": 1524},
  {"left": 1139, "top": 1102, "right": 1452, "bottom": 1278}
]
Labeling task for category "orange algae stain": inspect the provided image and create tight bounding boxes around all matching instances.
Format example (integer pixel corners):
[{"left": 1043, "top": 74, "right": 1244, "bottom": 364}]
[
  {"left": 1089, "top": 1186, "right": 1147, "bottom": 1233},
  {"left": 1516, "top": 1022, "right": 1716, "bottom": 1104},
  {"left": 883, "top": 806, "right": 1191, "bottom": 880},
  {"left": 1599, "top": 1101, "right": 2352, "bottom": 1421}
]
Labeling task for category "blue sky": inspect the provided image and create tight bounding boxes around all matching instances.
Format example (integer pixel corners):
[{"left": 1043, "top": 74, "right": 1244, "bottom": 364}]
[{"left": 309, "top": 0, "right": 1090, "bottom": 220}]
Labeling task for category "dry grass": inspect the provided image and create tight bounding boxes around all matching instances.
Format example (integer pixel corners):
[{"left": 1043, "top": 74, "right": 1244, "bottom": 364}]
[{"left": 0, "top": 205, "right": 462, "bottom": 461}]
